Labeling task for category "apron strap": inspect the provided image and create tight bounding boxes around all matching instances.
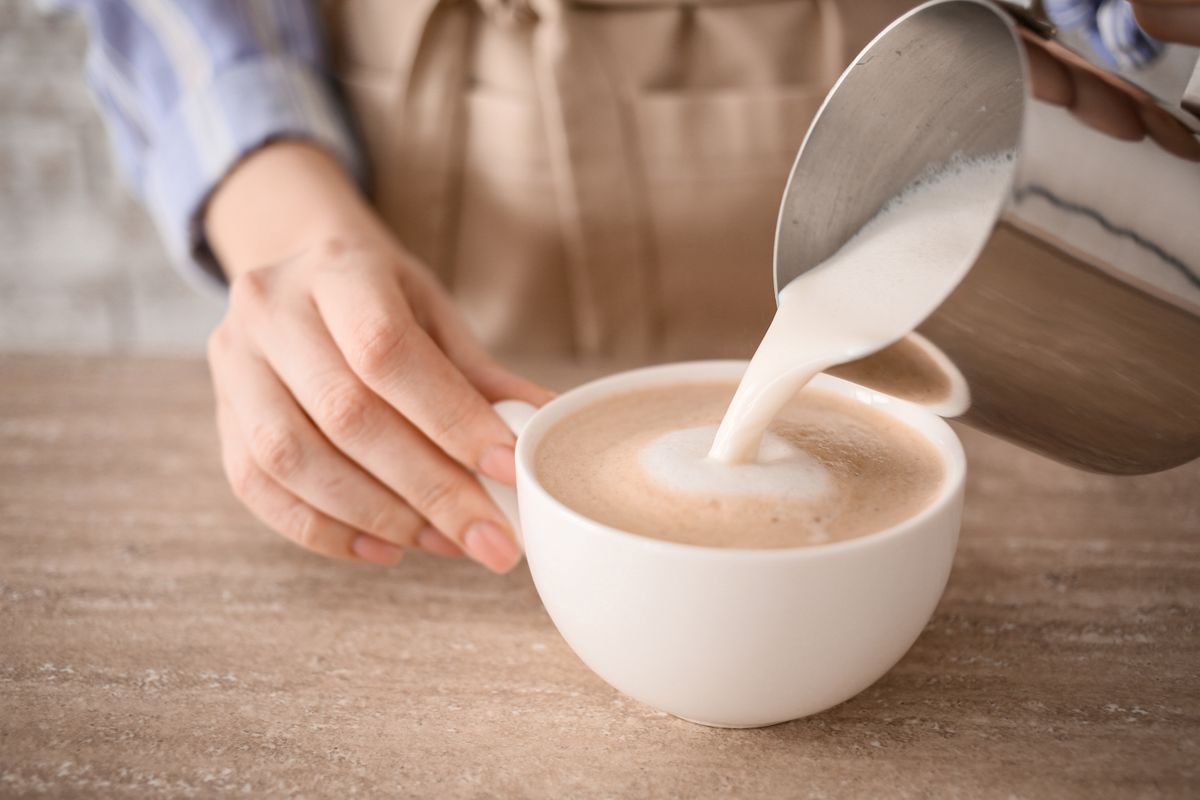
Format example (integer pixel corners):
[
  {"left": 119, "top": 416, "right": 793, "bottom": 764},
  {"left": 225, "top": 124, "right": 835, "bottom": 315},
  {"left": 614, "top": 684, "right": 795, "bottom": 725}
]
[
  {"left": 528, "top": 0, "right": 657, "bottom": 356},
  {"left": 379, "top": 0, "right": 474, "bottom": 280},
  {"left": 388, "top": 0, "right": 657, "bottom": 356}
]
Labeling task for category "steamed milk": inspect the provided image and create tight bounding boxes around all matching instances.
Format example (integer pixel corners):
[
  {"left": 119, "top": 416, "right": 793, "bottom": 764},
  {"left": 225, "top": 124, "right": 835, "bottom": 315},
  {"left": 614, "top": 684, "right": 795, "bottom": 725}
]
[
  {"left": 709, "top": 154, "right": 1013, "bottom": 462},
  {"left": 536, "top": 153, "right": 1011, "bottom": 549}
]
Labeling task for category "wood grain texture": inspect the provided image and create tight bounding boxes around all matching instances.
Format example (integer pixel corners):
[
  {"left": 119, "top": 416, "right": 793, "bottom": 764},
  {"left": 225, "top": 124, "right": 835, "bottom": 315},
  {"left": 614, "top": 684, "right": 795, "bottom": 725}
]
[{"left": 1, "top": 354, "right": 1197, "bottom": 799}]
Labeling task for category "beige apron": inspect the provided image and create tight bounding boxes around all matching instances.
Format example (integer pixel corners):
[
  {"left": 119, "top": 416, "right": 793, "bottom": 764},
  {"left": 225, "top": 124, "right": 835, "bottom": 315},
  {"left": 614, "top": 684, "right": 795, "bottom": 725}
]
[{"left": 321, "top": 0, "right": 913, "bottom": 360}]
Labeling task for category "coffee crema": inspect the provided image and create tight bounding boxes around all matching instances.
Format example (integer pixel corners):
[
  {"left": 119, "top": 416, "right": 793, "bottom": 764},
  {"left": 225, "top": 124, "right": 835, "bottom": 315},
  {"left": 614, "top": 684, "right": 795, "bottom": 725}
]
[{"left": 534, "top": 382, "right": 944, "bottom": 549}]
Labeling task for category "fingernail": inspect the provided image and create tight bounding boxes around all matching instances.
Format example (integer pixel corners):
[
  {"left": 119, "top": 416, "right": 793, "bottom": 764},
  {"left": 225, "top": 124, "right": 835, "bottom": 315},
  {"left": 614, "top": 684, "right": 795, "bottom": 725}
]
[
  {"left": 479, "top": 444, "right": 517, "bottom": 486},
  {"left": 416, "top": 526, "right": 464, "bottom": 558},
  {"left": 352, "top": 534, "right": 404, "bottom": 566},
  {"left": 463, "top": 521, "right": 521, "bottom": 573}
]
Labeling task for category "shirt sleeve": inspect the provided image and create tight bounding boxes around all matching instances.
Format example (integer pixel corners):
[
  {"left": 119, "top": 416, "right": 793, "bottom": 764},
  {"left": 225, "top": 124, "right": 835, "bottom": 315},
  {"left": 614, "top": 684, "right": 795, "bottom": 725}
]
[
  {"left": 1043, "top": 0, "right": 1163, "bottom": 70},
  {"left": 43, "top": 0, "right": 366, "bottom": 292}
]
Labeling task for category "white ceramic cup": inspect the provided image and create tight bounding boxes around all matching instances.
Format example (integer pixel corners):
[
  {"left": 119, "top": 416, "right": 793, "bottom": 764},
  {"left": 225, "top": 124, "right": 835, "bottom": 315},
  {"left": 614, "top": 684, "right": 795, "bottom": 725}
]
[{"left": 483, "top": 360, "right": 965, "bottom": 728}]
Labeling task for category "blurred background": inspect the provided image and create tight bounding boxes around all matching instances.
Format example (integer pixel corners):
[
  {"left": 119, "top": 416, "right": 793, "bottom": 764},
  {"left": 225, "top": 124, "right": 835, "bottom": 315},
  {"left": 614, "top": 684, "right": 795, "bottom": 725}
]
[
  {"left": 3, "top": 0, "right": 1194, "bottom": 355},
  {"left": 1, "top": 0, "right": 223, "bottom": 354}
]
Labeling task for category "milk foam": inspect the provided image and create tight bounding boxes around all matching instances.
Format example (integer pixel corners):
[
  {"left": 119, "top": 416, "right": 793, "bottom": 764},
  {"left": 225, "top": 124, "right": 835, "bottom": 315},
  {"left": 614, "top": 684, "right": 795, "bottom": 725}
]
[
  {"left": 534, "top": 383, "right": 944, "bottom": 550},
  {"left": 639, "top": 425, "right": 834, "bottom": 500},
  {"left": 709, "top": 152, "right": 1014, "bottom": 463}
]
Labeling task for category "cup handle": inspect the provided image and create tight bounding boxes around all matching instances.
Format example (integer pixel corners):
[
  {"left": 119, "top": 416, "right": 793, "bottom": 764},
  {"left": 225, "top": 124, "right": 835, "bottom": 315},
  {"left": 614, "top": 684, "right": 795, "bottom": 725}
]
[{"left": 478, "top": 400, "right": 538, "bottom": 544}]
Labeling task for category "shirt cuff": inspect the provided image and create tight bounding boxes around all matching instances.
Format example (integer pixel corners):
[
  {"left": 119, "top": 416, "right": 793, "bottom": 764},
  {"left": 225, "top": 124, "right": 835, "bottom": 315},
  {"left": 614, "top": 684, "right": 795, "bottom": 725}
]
[{"left": 141, "top": 56, "right": 366, "bottom": 294}]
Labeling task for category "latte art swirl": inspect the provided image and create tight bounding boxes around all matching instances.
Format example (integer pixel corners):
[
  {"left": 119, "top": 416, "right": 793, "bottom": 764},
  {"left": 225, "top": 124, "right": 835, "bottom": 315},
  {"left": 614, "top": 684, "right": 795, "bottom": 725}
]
[
  {"left": 639, "top": 426, "right": 834, "bottom": 501},
  {"left": 535, "top": 382, "right": 943, "bottom": 550}
]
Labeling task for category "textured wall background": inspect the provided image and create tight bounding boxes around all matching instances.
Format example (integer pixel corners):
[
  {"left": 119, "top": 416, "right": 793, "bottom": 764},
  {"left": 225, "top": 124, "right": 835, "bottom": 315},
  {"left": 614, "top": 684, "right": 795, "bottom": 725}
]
[{"left": 0, "top": 0, "right": 224, "bottom": 354}]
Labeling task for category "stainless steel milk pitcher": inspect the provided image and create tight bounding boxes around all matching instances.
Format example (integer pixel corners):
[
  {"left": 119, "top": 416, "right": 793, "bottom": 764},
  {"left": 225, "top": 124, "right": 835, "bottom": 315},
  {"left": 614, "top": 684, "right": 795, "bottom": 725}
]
[{"left": 775, "top": 0, "right": 1200, "bottom": 475}]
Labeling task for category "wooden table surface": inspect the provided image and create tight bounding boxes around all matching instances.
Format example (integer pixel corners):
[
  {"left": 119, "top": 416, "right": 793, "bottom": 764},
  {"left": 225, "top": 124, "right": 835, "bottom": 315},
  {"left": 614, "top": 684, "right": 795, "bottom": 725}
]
[{"left": 1, "top": 354, "right": 1197, "bottom": 799}]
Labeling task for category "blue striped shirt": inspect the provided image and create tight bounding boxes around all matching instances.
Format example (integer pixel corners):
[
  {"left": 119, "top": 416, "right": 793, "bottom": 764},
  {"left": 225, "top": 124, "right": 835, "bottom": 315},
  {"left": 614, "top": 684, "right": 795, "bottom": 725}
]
[
  {"left": 49, "top": 0, "right": 1160, "bottom": 296},
  {"left": 44, "top": 0, "right": 364, "bottom": 292},
  {"left": 1043, "top": 0, "right": 1163, "bottom": 70}
]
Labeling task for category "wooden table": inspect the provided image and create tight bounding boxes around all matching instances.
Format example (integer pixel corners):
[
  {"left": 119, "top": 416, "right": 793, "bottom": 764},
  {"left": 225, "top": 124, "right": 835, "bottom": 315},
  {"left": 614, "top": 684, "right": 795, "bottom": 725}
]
[{"left": 1, "top": 354, "right": 1197, "bottom": 798}]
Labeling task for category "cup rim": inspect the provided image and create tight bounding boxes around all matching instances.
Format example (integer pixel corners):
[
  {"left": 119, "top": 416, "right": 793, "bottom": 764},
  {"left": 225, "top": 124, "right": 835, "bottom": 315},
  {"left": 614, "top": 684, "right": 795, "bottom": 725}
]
[{"left": 514, "top": 360, "right": 966, "bottom": 561}]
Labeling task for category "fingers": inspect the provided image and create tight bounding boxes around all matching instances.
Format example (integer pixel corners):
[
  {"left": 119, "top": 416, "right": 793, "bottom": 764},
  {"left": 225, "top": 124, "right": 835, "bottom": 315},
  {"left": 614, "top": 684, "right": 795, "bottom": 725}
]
[
  {"left": 469, "top": 360, "right": 556, "bottom": 406},
  {"left": 309, "top": 254, "right": 520, "bottom": 483},
  {"left": 1022, "top": 28, "right": 1200, "bottom": 161},
  {"left": 417, "top": 276, "right": 555, "bottom": 486},
  {"left": 242, "top": 305, "right": 522, "bottom": 573},
  {"left": 214, "top": 398, "right": 404, "bottom": 565},
  {"left": 217, "top": 246, "right": 525, "bottom": 572},
  {"left": 415, "top": 527, "right": 468, "bottom": 558},
  {"left": 1131, "top": 2, "right": 1200, "bottom": 47},
  {"left": 1067, "top": 64, "right": 1145, "bottom": 142},
  {"left": 1023, "top": 34, "right": 1074, "bottom": 107},
  {"left": 416, "top": 275, "right": 558, "bottom": 408},
  {"left": 1136, "top": 102, "right": 1200, "bottom": 162},
  {"left": 442, "top": 351, "right": 552, "bottom": 487},
  {"left": 210, "top": 326, "right": 427, "bottom": 550}
]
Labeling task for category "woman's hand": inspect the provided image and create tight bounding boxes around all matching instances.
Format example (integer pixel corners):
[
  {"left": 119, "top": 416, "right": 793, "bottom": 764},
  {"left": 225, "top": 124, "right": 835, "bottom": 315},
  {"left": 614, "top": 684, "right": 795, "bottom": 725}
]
[
  {"left": 1130, "top": 0, "right": 1200, "bottom": 47},
  {"left": 204, "top": 142, "right": 552, "bottom": 571}
]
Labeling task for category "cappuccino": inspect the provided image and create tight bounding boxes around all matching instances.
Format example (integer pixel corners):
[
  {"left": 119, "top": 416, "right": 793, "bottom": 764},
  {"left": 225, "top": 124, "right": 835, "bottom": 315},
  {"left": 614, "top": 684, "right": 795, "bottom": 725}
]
[{"left": 535, "top": 382, "right": 943, "bottom": 549}]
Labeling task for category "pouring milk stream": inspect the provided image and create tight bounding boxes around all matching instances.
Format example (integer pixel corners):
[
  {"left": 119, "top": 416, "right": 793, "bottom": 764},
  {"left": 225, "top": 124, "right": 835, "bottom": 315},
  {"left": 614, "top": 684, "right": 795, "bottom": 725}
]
[{"left": 707, "top": 153, "right": 1014, "bottom": 464}]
